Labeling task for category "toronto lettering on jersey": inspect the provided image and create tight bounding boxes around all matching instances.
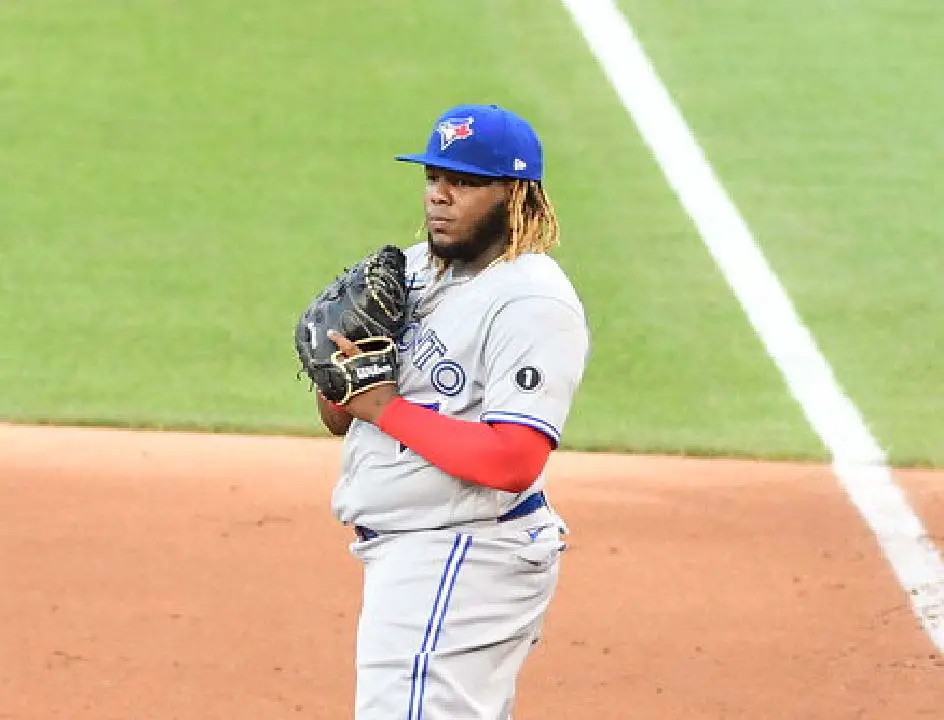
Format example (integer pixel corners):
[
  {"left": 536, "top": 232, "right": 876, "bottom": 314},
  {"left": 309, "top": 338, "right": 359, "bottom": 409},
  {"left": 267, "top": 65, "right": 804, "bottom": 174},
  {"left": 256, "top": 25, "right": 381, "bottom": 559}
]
[{"left": 397, "top": 322, "right": 467, "bottom": 397}]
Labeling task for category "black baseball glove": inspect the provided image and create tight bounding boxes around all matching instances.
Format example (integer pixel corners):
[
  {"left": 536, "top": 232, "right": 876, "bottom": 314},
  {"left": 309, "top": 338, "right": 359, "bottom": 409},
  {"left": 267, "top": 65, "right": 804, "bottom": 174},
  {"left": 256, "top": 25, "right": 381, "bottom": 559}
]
[{"left": 294, "top": 245, "right": 409, "bottom": 405}]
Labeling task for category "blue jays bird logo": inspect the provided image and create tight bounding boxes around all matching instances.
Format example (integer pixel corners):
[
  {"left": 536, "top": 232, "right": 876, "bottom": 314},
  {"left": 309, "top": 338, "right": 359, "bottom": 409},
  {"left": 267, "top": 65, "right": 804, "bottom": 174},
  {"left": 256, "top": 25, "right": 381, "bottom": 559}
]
[{"left": 437, "top": 117, "right": 475, "bottom": 150}]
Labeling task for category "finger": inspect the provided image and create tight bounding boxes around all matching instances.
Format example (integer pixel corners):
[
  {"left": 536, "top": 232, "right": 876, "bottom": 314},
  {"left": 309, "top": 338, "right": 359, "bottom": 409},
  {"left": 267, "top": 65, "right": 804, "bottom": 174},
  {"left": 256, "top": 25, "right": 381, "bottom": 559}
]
[{"left": 327, "top": 330, "right": 362, "bottom": 357}]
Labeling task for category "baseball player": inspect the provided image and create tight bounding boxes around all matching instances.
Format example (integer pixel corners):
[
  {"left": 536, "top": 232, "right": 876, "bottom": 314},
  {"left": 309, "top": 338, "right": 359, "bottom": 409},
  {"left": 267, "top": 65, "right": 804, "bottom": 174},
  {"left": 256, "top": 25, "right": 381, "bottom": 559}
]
[{"left": 315, "top": 104, "right": 590, "bottom": 719}]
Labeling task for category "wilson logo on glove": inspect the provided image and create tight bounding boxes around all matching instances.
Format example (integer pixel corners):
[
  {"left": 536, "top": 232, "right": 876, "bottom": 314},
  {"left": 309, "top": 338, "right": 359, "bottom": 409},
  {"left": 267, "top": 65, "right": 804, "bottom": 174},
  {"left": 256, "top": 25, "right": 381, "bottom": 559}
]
[{"left": 356, "top": 364, "right": 393, "bottom": 381}]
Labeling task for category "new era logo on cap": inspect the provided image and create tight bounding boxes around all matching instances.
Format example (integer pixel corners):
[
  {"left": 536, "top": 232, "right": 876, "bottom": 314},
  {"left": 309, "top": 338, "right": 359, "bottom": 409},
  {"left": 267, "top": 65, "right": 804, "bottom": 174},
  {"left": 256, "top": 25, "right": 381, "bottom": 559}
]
[{"left": 513, "top": 158, "right": 527, "bottom": 172}]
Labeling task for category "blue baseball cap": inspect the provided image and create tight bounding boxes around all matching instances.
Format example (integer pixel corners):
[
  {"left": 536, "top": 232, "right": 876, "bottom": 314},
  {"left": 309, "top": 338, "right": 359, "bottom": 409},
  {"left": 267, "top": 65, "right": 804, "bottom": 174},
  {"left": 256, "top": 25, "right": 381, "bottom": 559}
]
[{"left": 395, "top": 104, "right": 543, "bottom": 181}]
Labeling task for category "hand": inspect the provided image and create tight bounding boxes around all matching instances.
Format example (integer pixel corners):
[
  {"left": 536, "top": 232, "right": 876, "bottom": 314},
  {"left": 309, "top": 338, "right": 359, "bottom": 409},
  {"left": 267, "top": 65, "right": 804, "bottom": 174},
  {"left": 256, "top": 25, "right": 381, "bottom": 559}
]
[{"left": 327, "top": 330, "right": 399, "bottom": 424}]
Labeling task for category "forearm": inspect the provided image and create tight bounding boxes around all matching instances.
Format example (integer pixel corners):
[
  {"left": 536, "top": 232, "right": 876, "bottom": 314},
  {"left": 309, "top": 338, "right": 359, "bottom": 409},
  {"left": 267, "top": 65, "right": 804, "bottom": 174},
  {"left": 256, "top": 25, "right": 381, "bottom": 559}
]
[{"left": 375, "top": 397, "right": 552, "bottom": 493}]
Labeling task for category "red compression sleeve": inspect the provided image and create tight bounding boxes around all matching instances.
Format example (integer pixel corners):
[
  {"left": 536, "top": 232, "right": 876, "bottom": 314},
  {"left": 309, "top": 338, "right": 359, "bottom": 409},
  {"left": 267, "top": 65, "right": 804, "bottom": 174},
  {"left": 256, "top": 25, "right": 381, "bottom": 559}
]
[{"left": 375, "top": 397, "right": 553, "bottom": 493}]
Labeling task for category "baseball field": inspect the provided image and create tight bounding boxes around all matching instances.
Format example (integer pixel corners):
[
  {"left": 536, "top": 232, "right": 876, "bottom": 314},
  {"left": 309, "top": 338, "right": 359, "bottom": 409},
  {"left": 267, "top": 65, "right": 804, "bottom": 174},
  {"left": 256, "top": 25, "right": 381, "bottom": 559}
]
[{"left": 2, "top": 1, "right": 942, "bottom": 717}]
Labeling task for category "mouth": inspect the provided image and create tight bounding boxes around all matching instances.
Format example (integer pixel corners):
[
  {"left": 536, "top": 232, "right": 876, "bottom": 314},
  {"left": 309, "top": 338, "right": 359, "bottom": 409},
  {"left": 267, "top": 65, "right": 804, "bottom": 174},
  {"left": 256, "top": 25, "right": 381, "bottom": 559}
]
[{"left": 427, "top": 217, "right": 453, "bottom": 233}]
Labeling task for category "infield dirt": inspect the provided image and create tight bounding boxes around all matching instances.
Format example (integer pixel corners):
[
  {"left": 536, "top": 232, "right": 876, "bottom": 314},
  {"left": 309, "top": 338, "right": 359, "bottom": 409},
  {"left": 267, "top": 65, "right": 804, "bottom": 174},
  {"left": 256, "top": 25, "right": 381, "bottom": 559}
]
[{"left": 1, "top": 424, "right": 941, "bottom": 718}]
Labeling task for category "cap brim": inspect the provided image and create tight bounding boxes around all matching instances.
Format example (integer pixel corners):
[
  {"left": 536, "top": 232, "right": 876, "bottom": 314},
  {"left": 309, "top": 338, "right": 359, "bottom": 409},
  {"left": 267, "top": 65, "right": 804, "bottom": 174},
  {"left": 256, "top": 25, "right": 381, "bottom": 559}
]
[{"left": 394, "top": 153, "right": 504, "bottom": 178}]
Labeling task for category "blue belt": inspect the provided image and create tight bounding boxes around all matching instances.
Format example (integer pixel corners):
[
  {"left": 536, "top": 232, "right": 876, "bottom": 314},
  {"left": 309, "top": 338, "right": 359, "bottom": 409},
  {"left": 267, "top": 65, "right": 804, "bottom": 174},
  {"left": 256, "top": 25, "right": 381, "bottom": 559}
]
[
  {"left": 354, "top": 491, "right": 547, "bottom": 542},
  {"left": 497, "top": 490, "right": 547, "bottom": 522}
]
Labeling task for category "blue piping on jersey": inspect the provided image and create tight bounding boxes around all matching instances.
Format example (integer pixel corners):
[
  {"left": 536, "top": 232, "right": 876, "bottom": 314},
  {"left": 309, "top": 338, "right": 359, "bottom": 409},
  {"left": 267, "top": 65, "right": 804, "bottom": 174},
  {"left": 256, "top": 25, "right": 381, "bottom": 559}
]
[
  {"left": 409, "top": 534, "right": 473, "bottom": 720},
  {"left": 480, "top": 410, "right": 562, "bottom": 446}
]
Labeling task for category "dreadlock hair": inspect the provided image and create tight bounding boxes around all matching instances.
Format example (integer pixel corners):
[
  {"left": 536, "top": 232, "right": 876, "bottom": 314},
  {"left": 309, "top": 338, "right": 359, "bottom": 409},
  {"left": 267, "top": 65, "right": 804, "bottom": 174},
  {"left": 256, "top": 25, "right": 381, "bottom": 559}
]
[
  {"left": 421, "top": 179, "right": 560, "bottom": 274},
  {"left": 504, "top": 179, "right": 560, "bottom": 260}
]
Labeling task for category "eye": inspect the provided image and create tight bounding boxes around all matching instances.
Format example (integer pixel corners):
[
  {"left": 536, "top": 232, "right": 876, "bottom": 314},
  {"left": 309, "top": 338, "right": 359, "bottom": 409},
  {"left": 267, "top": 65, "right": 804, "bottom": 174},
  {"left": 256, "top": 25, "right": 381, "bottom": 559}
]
[{"left": 456, "top": 174, "right": 491, "bottom": 188}]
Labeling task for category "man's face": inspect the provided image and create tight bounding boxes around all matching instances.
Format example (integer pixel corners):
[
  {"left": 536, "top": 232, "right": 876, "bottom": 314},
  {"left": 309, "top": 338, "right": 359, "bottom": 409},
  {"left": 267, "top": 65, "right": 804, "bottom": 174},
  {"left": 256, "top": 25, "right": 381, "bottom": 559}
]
[{"left": 423, "top": 167, "right": 512, "bottom": 263}]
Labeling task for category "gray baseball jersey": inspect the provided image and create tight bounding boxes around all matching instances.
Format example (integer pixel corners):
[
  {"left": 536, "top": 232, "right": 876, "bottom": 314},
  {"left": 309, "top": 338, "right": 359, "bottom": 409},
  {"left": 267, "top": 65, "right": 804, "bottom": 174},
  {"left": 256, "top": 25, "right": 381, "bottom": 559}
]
[{"left": 331, "top": 242, "right": 589, "bottom": 531}]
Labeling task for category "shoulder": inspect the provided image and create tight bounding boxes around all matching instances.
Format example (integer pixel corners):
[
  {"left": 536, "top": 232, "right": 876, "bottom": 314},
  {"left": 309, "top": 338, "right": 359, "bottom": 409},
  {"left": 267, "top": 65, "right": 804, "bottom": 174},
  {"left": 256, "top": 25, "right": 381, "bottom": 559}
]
[{"left": 489, "top": 252, "right": 585, "bottom": 318}]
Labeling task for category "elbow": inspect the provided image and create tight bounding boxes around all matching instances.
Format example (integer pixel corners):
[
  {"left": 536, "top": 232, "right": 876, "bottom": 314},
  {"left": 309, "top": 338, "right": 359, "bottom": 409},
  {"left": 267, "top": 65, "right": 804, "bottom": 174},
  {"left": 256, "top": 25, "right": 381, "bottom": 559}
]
[
  {"left": 489, "top": 452, "right": 546, "bottom": 493},
  {"left": 483, "top": 425, "right": 553, "bottom": 493},
  {"left": 455, "top": 449, "right": 539, "bottom": 493},
  {"left": 508, "top": 478, "right": 536, "bottom": 493},
  {"left": 501, "top": 469, "right": 540, "bottom": 494}
]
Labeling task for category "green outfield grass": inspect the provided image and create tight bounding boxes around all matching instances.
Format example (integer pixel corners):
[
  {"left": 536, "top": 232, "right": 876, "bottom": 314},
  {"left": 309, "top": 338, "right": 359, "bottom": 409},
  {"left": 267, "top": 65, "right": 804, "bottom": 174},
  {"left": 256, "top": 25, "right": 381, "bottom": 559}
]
[
  {"left": 7, "top": 0, "right": 935, "bottom": 465},
  {"left": 618, "top": 0, "right": 944, "bottom": 466}
]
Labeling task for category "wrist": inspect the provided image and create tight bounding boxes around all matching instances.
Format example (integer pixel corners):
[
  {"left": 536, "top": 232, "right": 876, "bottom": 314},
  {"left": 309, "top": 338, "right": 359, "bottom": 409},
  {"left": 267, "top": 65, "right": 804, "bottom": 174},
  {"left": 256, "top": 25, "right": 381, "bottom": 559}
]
[
  {"left": 374, "top": 395, "right": 408, "bottom": 430},
  {"left": 318, "top": 391, "right": 348, "bottom": 414},
  {"left": 350, "top": 384, "right": 400, "bottom": 424}
]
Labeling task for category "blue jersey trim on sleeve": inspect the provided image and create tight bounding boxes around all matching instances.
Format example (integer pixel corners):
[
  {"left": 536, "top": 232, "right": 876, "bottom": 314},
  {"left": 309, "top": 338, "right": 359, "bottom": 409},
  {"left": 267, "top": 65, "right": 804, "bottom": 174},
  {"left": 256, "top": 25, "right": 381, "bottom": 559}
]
[{"left": 480, "top": 410, "right": 562, "bottom": 446}]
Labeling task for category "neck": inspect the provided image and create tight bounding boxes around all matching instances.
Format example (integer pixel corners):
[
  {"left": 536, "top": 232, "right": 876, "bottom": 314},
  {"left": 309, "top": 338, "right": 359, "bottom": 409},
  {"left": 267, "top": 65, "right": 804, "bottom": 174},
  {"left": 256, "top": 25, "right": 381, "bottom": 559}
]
[
  {"left": 465, "top": 241, "right": 508, "bottom": 273},
  {"left": 429, "top": 232, "right": 511, "bottom": 277}
]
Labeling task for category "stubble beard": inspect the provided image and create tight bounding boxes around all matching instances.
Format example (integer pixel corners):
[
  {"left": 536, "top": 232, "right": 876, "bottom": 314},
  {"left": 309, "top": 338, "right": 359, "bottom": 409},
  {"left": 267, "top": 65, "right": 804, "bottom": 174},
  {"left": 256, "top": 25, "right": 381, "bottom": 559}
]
[{"left": 427, "top": 200, "right": 509, "bottom": 264}]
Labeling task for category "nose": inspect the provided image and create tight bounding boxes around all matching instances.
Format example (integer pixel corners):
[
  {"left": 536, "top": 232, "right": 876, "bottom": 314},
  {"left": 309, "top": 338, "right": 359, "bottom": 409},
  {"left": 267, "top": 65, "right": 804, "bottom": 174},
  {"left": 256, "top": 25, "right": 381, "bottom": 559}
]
[{"left": 425, "top": 177, "right": 450, "bottom": 205}]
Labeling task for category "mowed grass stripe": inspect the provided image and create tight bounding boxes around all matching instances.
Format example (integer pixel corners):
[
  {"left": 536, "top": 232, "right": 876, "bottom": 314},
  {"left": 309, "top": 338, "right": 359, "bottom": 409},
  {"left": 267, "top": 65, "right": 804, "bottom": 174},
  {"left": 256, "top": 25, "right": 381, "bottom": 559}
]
[
  {"left": 615, "top": 0, "right": 944, "bottom": 467},
  {"left": 1, "top": 0, "right": 819, "bottom": 459}
]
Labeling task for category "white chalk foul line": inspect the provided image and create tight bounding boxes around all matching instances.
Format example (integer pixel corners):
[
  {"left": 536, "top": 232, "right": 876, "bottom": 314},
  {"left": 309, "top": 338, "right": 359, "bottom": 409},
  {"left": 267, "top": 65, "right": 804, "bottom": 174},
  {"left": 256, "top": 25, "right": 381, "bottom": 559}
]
[{"left": 560, "top": 0, "right": 944, "bottom": 648}]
